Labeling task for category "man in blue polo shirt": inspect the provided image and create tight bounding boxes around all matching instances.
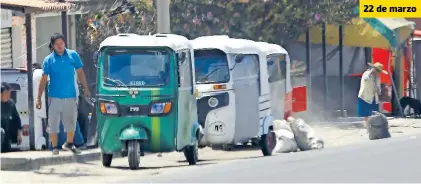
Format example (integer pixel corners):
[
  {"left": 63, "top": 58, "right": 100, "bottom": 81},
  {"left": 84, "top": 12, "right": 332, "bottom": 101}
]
[{"left": 36, "top": 33, "right": 90, "bottom": 155}]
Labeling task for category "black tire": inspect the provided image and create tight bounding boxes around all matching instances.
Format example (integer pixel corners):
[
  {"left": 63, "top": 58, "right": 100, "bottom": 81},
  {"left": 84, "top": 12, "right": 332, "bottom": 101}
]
[
  {"left": 101, "top": 153, "right": 113, "bottom": 167},
  {"left": 260, "top": 131, "right": 276, "bottom": 156},
  {"left": 222, "top": 144, "right": 233, "bottom": 151},
  {"left": 184, "top": 139, "right": 199, "bottom": 165},
  {"left": 127, "top": 140, "right": 140, "bottom": 170},
  {"left": 211, "top": 145, "right": 223, "bottom": 150},
  {"left": 198, "top": 136, "right": 207, "bottom": 148},
  {"left": 198, "top": 143, "right": 207, "bottom": 149}
]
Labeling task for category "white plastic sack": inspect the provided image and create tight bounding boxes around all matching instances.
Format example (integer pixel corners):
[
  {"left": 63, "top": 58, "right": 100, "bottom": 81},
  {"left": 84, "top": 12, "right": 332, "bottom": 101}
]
[
  {"left": 288, "top": 117, "right": 324, "bottom": 151},
  {"left": 272, "top": 120, "right": 298, "bottom": 153}
]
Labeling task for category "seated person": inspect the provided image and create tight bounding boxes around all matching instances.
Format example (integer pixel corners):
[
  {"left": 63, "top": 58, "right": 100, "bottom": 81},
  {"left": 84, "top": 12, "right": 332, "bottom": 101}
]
[{"left": 1, "top": 82, "right": 22, "bottom": 153}]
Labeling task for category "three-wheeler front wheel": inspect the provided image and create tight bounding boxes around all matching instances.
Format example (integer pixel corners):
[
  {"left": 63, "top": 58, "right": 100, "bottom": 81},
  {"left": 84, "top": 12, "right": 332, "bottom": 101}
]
[
  {"left": 101, "top": 153, "right": 113, "bottom": 167},
  {"left": 128, "top": 140, "right": 141, "bottom": 170},
  {"left": 184, "top": 139, "right": 199, "bottom": 165},
  {"left": 260, "top": 131, "right": 276, "bottom": 156}
]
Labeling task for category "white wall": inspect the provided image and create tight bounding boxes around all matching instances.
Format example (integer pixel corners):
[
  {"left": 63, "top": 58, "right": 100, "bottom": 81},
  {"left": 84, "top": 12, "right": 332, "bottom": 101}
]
[
  {"left": 1, "top": 9, "right": 12, "bottom": 28},
  {"left": 10, "top": 15, "right": 36, "bottom": 68},
  {"left": 35, "top": 14, "right": 77, "bottom": 63},
  {"left": 11, "top": 25, "right": 23, "bottom": 68}
]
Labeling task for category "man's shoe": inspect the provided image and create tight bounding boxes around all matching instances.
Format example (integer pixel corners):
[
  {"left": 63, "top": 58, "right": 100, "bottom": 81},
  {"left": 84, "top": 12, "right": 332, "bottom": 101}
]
[{"left": 62, "top": 143, "right": 81, "bottom": 154}]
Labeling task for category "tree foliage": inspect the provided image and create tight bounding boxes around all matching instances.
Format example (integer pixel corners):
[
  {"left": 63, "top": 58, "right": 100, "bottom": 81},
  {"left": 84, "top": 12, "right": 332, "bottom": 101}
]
[
  {"left": 78, "top": 0, "right": 358, "bottom": 53},
  {"left": 170, "top": 0, "right": 358, "bottom": 45}
]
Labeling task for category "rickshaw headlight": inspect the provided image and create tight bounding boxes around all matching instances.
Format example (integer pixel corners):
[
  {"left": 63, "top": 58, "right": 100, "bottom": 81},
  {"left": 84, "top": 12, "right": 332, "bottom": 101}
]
[
  {"left": 100, "top": 102, "right": 119, "bottom": 115},
  {"left": 150, "top": 102, "right": 172, "bottom": 114},
  {"left": 208, "top": 97, "right": 219, "bottom": 108}
]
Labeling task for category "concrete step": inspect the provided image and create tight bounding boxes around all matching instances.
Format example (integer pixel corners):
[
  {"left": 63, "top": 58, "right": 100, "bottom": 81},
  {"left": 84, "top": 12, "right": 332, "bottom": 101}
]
[{"left": 1, "top": 148, "right": 101, "bottom": 171}]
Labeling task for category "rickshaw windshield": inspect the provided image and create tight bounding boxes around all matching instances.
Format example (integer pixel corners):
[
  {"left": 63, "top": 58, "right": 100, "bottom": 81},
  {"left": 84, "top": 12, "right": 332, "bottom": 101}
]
[
  {"left": 103, "top": 49, "right": 170, "bottom": 87},
  {"left": 194, "top": 49, "right": 230, "bottom": 84}
]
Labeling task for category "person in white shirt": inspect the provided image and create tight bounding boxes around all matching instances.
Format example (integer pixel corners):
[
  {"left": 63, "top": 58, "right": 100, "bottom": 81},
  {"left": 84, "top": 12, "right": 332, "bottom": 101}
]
[{"left": 357, "top": 62, "right": 388, "bottom": 124}]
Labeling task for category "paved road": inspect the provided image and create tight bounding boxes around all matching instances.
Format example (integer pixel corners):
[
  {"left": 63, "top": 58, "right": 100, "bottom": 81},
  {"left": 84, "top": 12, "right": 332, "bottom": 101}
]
[{"left": 123, "top": 134, "right": 421, "bottom": 183}]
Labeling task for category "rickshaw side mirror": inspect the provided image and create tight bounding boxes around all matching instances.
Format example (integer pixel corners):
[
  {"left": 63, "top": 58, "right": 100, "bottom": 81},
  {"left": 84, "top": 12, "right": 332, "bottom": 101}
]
[
  {"left": 229, "top": 55, "right": 243, "bottom": 71},
  {"left": 234, "top": 55, "right": 244, "bottom": 63},
  {"left": 178, "top": 52, "right": 187, "bottom": 65}
]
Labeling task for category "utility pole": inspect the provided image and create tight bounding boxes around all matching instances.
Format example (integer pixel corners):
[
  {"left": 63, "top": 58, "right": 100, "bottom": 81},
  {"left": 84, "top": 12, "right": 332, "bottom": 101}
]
[
  {"left": 59, "top": 0, "right": 68, "bottom": 42},
  {"left": 25, "top": 14, "right": 35, "bottom": 150},
  {"left": 305, "top": 30, "right": 312, "bottom": 113},
  {"left": 339, "top": 25, "right": 345, "bottom": 117},
  {"left": 322, "top": 23, "right": 328, "bottom": 119},
  {"left": 156, "top": 0, "right": 170, "bottom": 33}
]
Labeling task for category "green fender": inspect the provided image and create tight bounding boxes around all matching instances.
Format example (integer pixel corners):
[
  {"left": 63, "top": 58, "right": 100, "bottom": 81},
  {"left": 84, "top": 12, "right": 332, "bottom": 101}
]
[{"left": 119, "top": 126, "right": 148, "bottom": 141}]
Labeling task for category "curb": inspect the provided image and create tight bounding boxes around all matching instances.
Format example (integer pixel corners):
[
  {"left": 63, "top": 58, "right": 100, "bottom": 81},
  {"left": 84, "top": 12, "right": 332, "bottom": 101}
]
[
  {"left": 310, "top": 117, "right": 396, "bottom": 129},
  {"left": 335, "top": 117, "right": 396, "bottom": 128},
  {"left": 1, "top": 149, "right": 102, "bottom": 171}
]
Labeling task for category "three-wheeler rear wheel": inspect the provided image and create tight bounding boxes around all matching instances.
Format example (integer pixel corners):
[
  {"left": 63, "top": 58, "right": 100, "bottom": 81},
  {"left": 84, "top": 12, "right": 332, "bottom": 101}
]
[
  {"left": 101, "top": 153, "right": 113, "bottom": 167},
  {"left": 260, "top": 131, "right": 276, "bottom": 156},
  {"left": 184, "top": 139, "right": 199, "bottom": 165},
  {"left": 128, "top": 140, "right": 141, "bottom": 170}
]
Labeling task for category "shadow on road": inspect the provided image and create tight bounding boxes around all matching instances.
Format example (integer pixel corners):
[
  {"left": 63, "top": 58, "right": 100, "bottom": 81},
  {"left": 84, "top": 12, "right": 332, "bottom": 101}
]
[
  {"left": 33, "top": 162, "right": 216, "bottom": 178},
  {"left": 34, "top": 168, "right": 101, "bottom": 178},
  {"left": 110, "top": 162, "right": 215, "bottom": 170},
  {"left": 189, "top": 155, "right": 263, "bottom": 163},
  {"left": 209, "top": 144, "right": 262, "bottom": 151},
  {"left": 178, "top": 144, "right": 264, "bottom": 163}
]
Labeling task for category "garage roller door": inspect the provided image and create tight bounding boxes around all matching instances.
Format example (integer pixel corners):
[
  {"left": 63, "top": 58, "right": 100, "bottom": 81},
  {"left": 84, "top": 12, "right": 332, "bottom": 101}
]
[{"left": 1, "top": 28, "right": 13, "bottom": 68}]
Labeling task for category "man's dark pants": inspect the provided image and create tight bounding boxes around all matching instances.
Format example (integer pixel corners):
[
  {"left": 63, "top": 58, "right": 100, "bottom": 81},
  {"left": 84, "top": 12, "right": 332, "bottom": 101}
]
[{"left": 1, "top": 128, "right": 11, "bottom": 152}]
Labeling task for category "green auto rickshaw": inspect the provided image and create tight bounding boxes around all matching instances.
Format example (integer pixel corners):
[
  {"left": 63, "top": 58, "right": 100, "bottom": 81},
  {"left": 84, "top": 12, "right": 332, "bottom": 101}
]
[{"left": 94, "top": 33, "right": 202, "bottom": 170}]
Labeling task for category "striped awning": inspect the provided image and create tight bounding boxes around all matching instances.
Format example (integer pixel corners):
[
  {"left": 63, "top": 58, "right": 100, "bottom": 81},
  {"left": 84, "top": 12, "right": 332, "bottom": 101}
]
[{"left": 1, "top": 0, "right": 74, "bottom": 13}]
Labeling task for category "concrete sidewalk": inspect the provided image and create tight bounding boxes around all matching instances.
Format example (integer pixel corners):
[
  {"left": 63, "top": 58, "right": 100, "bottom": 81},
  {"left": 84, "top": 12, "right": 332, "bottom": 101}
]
[
  {"left": 1, "top": 148, "right": 101, "bottom": 171},
  {"left": 315, "top": 118, "right": 421, "bottom": 147}
]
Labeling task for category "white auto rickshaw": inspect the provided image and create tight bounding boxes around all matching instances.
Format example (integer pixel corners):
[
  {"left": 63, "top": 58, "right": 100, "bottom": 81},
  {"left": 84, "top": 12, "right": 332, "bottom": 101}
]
[
  {"left": 192, "top": 36, "right": 276, "bottom": 156},
  {"left": 255, "top": 42, "right": 293, "bottom": 121}
]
